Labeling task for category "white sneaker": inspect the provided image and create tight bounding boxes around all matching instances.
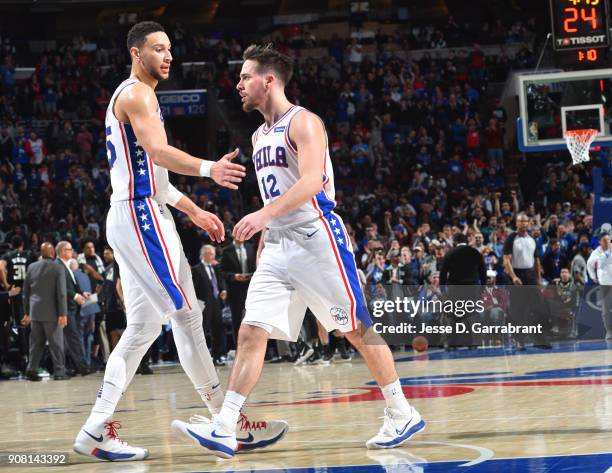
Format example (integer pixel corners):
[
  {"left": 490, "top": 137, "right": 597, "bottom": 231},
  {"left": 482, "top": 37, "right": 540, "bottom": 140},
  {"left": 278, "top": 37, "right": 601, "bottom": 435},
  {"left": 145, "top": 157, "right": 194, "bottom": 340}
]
[
  {"left": 366, "top": 407, "right": 425, "bottom": 449},
  {"left": 73, "top": 421, "right": 149, "bottom": 461},
  {"left": 294, "top": 346, "right": 314, "bottom": 365},
  {"left": 172, "top": 415, "right": 236, "bottom": 459},
  {"left": 171, "top": 413, "right": 288, "bottom": 458}
]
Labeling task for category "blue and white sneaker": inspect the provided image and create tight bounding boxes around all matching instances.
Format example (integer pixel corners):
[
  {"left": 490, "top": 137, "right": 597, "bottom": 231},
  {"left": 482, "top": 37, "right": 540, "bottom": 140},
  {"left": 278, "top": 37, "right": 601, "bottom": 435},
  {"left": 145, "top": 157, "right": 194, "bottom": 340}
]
[
  {"left": 73, "top": 421, "right": 149, "bottom": 461},
  {"left": 366, "top": 407, "right": 425, "bottom": 449},
  {"left": 171, "top": 413, "right": 288, "bottom": 459}
]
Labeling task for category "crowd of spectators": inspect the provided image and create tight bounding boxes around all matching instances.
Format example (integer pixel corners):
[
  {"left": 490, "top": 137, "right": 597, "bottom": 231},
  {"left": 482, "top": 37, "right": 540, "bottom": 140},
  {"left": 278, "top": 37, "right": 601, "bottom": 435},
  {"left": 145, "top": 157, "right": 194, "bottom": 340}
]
[{"left": 0, "top": 16, "right": 607, "bottom": 375}]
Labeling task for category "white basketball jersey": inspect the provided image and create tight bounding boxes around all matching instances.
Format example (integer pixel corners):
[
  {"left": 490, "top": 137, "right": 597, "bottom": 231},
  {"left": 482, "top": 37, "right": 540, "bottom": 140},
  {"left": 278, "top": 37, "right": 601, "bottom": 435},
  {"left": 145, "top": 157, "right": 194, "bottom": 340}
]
[
  {"left": 252, "top": 105, "right": 335, "bottom": 229},
  {"left": 105, "top": 78, "right": 170, "bottom": 203}
]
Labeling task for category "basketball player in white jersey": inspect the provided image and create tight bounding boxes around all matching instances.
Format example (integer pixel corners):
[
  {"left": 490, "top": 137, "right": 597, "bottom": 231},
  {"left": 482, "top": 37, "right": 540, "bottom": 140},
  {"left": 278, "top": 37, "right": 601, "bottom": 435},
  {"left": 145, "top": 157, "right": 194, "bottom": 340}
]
[
  {"left": 73, "top": 23, "right": 287, "bottom": 461},
  {"left": 171, "top": 44, "right": 425, "bottom": 458}
]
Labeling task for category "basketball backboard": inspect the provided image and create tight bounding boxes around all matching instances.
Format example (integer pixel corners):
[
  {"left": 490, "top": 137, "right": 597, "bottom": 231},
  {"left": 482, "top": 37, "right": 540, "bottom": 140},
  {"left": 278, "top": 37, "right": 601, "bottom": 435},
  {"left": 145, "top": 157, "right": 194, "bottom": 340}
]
[{"left": 517, "top": 68, "right": 612, "bottom": 152}]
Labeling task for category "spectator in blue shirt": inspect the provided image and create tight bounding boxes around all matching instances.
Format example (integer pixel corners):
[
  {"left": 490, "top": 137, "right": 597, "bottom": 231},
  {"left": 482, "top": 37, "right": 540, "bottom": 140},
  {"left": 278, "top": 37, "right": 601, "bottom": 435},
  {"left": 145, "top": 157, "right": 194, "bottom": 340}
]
[
  {"left": 448, "top": 154, "right": 464, "bottom": 174},
  {"left": 351, "top": 134, "right": 369, "bottom": 176},
  {"left": 542, "top": 238, "right": 567, "bottom": 283},
  {"left": 450, "top": 118, "right": 467, "bottom": 146},
  {"left": 557, "top": 223, "right": 576, "bottom": 253}
]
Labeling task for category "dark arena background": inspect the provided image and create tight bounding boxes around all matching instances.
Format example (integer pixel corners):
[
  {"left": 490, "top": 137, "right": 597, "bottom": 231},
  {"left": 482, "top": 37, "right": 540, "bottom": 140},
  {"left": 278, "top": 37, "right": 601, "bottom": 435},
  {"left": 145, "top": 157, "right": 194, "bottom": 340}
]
[{"left": 0, "top": 1, "right": 611, "bottom": 472}]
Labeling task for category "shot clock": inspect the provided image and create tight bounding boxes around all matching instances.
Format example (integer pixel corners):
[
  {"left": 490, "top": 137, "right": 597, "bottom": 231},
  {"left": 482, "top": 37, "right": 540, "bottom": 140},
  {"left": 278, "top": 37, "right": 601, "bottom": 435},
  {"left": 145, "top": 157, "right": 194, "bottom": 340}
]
[{"left": 550, "top": 0, "right": 610, "bottom": 64}]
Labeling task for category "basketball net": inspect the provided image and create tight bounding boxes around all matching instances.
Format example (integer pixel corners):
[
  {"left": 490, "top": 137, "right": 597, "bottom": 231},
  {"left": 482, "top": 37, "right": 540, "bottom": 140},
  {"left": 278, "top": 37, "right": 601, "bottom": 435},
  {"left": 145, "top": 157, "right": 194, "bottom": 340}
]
[{"left": 564, "top": 129, "right": 598, "bottom": 165}]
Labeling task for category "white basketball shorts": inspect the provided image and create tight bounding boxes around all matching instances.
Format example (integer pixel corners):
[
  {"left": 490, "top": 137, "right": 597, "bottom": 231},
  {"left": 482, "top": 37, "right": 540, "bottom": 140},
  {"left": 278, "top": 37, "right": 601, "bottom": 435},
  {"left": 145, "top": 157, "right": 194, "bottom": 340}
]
[
  {"left": 106, "top": 197, "right": 198, "bottom": 323},
  {"left": 243, "top": 211, "right": 372, "bottom": 341}
]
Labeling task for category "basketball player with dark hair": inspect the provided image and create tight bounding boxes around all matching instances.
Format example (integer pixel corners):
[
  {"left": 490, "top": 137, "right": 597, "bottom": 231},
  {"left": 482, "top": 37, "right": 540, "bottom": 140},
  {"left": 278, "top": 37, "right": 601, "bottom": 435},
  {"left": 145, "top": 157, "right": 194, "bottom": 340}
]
[
  {"left": 1, "top": 235, "right": 35, "bottom": 373},
  {"left": 73, "top": 23, "right": 287, "bottom": 462},
  {"left": 172, "top": 43, "right": 425, "bottom": 458}
]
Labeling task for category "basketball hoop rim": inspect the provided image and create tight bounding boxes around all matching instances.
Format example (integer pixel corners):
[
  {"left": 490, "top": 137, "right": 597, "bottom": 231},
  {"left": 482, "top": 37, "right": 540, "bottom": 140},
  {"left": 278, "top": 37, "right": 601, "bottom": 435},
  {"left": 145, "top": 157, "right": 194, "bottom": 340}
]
[{"left": 563, "top": 128, "right": 599, "bottom": 139}]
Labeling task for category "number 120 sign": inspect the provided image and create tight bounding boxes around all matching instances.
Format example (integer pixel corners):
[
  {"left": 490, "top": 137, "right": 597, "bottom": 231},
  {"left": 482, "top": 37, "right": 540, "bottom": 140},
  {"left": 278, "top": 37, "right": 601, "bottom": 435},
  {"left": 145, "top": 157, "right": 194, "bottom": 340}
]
[{"left": 550, "top": 0, "right": 610, "bottom": 51}]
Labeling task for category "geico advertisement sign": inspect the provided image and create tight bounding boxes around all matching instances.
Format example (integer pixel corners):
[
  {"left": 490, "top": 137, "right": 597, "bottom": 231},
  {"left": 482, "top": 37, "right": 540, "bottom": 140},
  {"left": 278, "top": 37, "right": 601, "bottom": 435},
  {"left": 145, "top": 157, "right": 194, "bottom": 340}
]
[{"left": 158, "top": 93, "right": 203, "bottom": 104}]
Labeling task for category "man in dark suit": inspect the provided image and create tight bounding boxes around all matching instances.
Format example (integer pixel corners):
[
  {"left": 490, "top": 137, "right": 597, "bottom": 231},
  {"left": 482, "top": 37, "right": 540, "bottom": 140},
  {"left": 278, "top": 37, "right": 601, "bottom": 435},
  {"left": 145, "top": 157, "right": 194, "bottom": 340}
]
[
  {"left": 220, "top": 237, "right": 256, "bottom": 344},
  {"left": 440, "top": 233, "right": 487, "bottom": 349},
  {"left": 55, "top": 241, "right": 91, "bottom": 375},
  {"left": 192, "top": 244, "right": 227, "bottom": 366},
  {"left": 21, "top": 242, "right": 68, "bottom": 380}
]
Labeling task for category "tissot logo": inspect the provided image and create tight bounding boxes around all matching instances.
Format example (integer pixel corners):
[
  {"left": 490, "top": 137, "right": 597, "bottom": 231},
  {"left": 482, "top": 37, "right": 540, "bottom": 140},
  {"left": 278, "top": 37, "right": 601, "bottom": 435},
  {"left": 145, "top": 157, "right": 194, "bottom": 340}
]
[
  {"left": 158, "top": 94, "right": 201, "bottom": 104},
  {"left": 557, "top": 35, "right": 607, "bottom": 46}
]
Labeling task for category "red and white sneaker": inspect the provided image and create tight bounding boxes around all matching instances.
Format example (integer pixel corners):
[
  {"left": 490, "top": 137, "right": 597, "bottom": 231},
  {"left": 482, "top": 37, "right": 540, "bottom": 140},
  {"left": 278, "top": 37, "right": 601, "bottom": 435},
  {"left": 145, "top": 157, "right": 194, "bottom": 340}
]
[
  {"left": 235, "top": 413, "right": 288, "bottom": 452},
  {"left": 73, "top": 420, "right": 149, "bottom": 461}
]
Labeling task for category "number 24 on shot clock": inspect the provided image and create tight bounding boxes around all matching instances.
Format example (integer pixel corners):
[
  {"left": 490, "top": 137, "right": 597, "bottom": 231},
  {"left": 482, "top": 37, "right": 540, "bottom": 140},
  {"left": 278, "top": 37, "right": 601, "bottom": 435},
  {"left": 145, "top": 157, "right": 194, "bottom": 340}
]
[{"left": 550, "top": 0, "right": 610, "bottom": 51}]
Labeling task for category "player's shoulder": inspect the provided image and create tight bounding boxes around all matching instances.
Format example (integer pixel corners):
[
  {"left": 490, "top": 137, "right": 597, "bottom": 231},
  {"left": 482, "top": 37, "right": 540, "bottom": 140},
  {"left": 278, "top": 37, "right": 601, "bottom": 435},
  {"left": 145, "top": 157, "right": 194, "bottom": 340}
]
[
  {"left": 116, "top": 80, "right": 157, "bottom": 110},
  {"left": 291, "top": 107, "right": 319, "bottom": 123},
  {"left": 289, "top": 108, "right": 325, "bottom": 135}
]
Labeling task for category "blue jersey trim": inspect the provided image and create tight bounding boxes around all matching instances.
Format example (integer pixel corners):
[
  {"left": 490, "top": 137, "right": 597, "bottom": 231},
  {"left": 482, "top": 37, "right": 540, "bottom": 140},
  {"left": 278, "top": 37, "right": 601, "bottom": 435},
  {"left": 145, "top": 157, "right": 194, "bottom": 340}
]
[
  {"left": 132, "top": 199, "right": 184, "bottom": 310},
  {"left": 123, "top": 124, "right": 152, "bottom": 199},
  {"left": 321, "top": 211, "right": 372, "bottom": 328}
]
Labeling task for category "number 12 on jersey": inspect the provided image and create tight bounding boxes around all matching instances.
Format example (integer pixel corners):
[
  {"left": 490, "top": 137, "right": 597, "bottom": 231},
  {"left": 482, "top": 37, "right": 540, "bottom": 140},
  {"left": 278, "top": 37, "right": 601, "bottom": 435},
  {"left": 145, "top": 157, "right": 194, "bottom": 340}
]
[{"left": 261, "top": 174, "right": 280, "bottom": 200}]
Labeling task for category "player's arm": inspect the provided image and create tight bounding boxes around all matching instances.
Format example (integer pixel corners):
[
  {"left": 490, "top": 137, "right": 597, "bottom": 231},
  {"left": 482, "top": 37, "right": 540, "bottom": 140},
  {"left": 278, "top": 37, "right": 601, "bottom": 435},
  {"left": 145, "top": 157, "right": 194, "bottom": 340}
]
[
  {"left": 166, "top": 183, "right": 224, "bottom": 243},
  {"left": 233, "top": 111, "right": 325, "bottom": 241},
  {"left": 118, "top": 82, "right": 245, "bottom": 189},
  {"left": 0, "top": 259, "right": 8, "bottom": 289}
]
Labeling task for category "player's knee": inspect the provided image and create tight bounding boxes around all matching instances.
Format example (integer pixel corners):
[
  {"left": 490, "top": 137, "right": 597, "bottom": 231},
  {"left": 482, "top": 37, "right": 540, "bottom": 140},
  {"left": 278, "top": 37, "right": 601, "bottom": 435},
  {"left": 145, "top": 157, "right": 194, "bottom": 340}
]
[
  {"left": 237, "top": 323, "right": 269, "bottom": 350},
  {"left": 121, "top": 322, "right": 160, "bottom": 350},
  {"left": 343, "top": 329, "right": 362, "bottom": 348},
  {"left": 174, "top": 308, "right": 202, "bottom": 328},
  {"left": 141, "top": 322, "right": 161, "bottom": 343}
]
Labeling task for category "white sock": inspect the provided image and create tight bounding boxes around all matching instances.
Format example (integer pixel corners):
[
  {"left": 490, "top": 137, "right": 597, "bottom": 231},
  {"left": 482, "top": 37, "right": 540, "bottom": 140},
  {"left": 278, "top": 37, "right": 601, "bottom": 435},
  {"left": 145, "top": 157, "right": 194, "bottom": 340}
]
[
  {"left": 380, "top": 379, "right": 411, "bottom": 414},
  {"left": 84, "top": 380, "right": 123, "bottom": 433},
  {"left": 196, "top": 381, "right": 224, "bottom": 415},
  {"left": 216, "top": 391, "right": 246, "bottom": 432}
]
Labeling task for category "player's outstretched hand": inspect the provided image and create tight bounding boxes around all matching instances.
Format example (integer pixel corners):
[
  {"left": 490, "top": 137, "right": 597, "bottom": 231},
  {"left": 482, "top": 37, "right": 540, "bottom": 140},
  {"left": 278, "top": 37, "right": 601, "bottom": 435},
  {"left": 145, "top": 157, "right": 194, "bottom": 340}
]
[
  {"left": 211, "top": 148, "right": 246, "bottom": 190},
  {"left": 233, "top": 209, "right": 271, "bottom": 241},
  {"left": 190, "top": 208, "right": 225, "bottom": 243}
]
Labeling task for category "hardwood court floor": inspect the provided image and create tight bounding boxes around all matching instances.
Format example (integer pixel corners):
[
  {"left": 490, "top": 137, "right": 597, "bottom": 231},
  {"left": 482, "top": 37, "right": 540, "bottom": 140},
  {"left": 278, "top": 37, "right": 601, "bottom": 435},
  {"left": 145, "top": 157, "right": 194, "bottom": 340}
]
[{"left": 1, "top": 341, "right": 611, "bottom": 472}]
